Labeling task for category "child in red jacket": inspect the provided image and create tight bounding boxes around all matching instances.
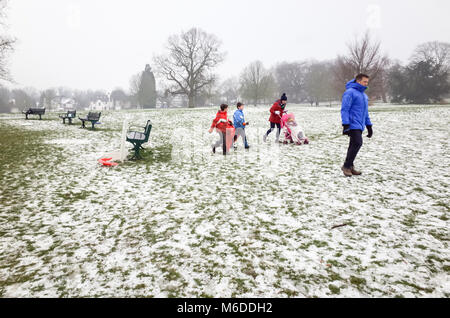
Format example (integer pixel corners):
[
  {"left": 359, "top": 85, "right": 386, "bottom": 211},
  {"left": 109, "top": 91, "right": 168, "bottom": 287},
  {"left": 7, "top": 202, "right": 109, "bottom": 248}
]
[
  {"left": 209, "top": 104, "right": 235, "bottom": 155},
  {"left": 263, "top": 93, "right": 288, "bottom": 142}
]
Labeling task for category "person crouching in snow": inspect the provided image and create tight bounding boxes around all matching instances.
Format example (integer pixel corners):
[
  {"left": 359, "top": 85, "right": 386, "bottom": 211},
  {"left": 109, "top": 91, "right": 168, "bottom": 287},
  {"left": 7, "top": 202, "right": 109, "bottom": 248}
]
[
  {"left": 263, "top": 93, "right": 287, "bottom": 143},
  {"left": 208, "top": 104, "right": 235, "bottom": 155},
  {"left": 233, "top": 102, "right": 250, "bottom": 150}
]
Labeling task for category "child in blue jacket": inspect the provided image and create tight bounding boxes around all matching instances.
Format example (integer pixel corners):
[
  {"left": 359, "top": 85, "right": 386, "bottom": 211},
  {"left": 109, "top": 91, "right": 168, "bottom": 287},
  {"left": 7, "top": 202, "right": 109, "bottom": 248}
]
[{"left": 233, "top": 102, "right": 250, "bottom": 149}]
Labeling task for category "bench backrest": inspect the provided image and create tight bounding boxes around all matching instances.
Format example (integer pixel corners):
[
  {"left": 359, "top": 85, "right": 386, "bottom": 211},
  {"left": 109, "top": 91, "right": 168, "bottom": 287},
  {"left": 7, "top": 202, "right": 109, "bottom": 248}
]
[
  {"left": 67, "top": 110, "right": 76, "bottom": 118},
  {"left": 143, "top": 120, "right": 152, "bottom": 142},
  {"left": 28, "top": 108, "right": 46, "bottom": 115},
  {"left": 87, "top": 112, "right": 101, "bottom": 121}
]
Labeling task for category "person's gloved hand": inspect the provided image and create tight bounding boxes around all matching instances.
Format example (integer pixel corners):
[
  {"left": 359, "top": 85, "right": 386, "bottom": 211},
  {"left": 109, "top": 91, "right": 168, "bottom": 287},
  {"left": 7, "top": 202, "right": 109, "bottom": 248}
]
[
  {"left": 366, "top": 125, "right": 373, "bottom": 138},
  {"left": 342, "top": 124, "right": 350, "bottom": 136}
]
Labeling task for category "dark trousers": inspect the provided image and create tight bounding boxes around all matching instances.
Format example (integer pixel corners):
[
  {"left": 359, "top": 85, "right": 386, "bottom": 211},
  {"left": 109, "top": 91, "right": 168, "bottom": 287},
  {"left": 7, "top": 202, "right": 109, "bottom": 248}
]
[
  {"left": 266, "top": 123, "right": 281, "bottom": 139},
  {"left": 213, "top": 131, "right": 228, "bottom": 155},
  {"left": 344, "top": 130, "right": 363, "bottom": 168}
]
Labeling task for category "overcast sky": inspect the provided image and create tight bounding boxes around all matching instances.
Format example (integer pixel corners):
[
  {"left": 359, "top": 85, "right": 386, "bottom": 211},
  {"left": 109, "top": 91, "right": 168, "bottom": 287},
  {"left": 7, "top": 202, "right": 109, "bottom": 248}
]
[{"left": 5, "top": 0, "right": 450, "bottom": 92}]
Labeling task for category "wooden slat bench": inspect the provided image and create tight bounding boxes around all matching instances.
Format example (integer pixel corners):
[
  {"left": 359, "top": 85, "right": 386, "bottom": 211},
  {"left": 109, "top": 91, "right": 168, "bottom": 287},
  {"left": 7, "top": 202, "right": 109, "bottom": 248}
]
[
  {"left": 22, "top": 108, "right": 46, "bottom": 120},
  {"left": 79, "top": 112, "right": 101, "bottom": 129},
  {"left": 59, "top": 110, "right": 77, "bottom": 124}
]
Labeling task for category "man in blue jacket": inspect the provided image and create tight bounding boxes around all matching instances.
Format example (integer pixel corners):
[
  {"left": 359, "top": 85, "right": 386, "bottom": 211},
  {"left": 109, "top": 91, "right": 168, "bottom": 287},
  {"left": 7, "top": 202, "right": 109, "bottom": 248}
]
[
  {"left": 341, "top": 73, "right": 373, "bottom": 177},
  {"left": 233, "top": 102, "right": 250, "bottom": 149}
]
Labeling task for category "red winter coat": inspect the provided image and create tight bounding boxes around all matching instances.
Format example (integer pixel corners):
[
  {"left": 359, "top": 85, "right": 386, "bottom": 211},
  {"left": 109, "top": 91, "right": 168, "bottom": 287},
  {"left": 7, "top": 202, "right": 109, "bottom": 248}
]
[
  {"left": 211, "top": 111, "right": 233, "bottom": 133},
  {"left": 269, "top": 100, "right": 285, "bottom": 124}
]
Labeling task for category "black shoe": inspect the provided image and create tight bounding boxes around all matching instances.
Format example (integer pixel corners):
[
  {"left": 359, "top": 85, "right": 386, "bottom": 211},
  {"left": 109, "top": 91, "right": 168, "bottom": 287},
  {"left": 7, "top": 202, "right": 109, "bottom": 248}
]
[
  {"left": 245, "top": 146, "right": 250, "bottom": 149},
  {"left": 212, "top": 147, "right": 216, "bottom": 154}
]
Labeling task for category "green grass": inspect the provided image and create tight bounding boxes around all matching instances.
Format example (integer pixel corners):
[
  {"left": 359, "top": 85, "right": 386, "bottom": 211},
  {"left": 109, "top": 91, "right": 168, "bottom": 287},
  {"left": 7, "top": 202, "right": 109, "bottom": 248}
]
[
  {"left": 349, "top": 276, "right": 366, "bottom": 287},
  {"left": 394, "top": 280, "right": 434, "bottom": 293},
  {"left": 329, "top": 284, "right": 340, "bottom": 295}
]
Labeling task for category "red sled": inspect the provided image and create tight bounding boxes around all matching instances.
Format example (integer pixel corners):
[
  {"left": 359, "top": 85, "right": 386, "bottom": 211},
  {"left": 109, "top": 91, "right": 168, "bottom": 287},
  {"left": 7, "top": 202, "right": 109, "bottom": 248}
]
[
  {"left": 98, "top": 158, "right": 118, "bottom": 167},
  {"left": 225, "top": 127, "right": 236, "bottom": 152}
]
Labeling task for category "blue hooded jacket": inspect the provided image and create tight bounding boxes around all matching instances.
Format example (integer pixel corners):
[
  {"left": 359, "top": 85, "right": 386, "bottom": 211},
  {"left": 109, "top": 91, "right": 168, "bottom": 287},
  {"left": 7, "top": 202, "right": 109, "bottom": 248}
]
[
  {"left": 233, "top": 109, "right": 246, "bottom": 129},
  {"left": 341, "top": 80, "right": 373, "bottom": 131}
]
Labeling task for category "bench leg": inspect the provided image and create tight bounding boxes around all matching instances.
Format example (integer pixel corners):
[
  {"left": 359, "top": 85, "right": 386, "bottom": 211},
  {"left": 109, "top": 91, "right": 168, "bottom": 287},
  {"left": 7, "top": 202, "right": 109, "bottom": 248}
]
[
  {"left": 91, "top": 122, "right": 95, "bottom": 130},
  {"left": 69, "top": 118, "right": 72, "bottom": 125},
  {"left": 39, "top": 114, "right": 42, "bottom": 120},
  {"left": 81, "top": 120, "right": 85, "bottom": 128},
  {"left": 25, "top": 114, "right": 28, "bottom": 120},
  {"left": 63, "top": 118, "right": 66, "bottom": 124},
  {"left": 130, "top": 143, "right": 142, "bottom": 160}
]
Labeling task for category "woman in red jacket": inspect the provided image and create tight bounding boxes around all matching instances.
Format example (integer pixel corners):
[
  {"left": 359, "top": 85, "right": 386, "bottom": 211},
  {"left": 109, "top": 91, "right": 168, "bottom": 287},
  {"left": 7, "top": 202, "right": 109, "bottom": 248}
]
[
  {"left": 263, "top": 93, "right": 287, "bottom": 142},
  {"left": 209, "top": 104, "right": 234, "bottom": 155}
]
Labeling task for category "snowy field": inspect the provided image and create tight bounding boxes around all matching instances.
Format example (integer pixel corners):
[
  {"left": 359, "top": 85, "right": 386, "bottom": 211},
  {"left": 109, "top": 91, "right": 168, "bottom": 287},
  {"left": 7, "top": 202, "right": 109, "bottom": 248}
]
[{"left": 0, "top": 104, "right": 449, "bottom": 298}]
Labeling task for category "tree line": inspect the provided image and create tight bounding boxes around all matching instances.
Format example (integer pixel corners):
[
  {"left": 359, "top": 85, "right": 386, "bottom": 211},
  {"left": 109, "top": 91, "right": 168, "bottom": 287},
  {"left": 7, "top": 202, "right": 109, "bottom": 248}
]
[
  {"left": 0, "top": 7, "right": 449, "bottom": 112},
  {"left": 148, "top": 28, "right": 450, "bottom": 108}
]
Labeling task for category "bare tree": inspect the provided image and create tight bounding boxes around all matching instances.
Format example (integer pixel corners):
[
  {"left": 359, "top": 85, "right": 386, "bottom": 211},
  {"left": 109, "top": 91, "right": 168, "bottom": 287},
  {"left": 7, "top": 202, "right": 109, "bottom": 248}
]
[
  {"left": 334, "top": 31, "right": 390, "bottom": 101},
  {"left": 411, "top": 41, "right": 450, "bottom": 98},
  {"left": 129, "top": 72, "right": 142, "bottom": 108},
  {"left": 157, "top": 88, "right": 174, "bottom": 108},
  {"left": 23, "top": 86, "right": 39, "bottom": 106},
  {"left": 0, "top": 0, "right": 15, "bottom": 82},
  {"left": 73, "top": 89, "right": 90, "bottom": 110},
  {"left": 56, "top": 86, "right": 73, "bottom": 99},
  {"left": 411, "top": 41, "right": 450, "bottom": 71},
  {"left": 12, "top": 89, "right": 35, "bottom": 109},
  {"left": 110, "top": 88, "right": 128, "bottom": 108},
  {"left": 305, "top": 61, "right": 339, "bottom": 106},
  {"left": 195, "top": 81, "right": 220, "bottom": 107},
  {"left": 220, "top": 77, "right": 240, "bottom": 104},
  {"left": 0, "top": 85, "right": 11, "bottom": 112},
  {"left": 240, "top": 61, "right": 277, "bottom": 106},
  {"left": 40, "top": 88, "right": 57, "bottom": 111},
  {"left": 129, "top": 73, "right": 141, "bottom": 96},
  {"left": 274, "top": 61, "right": 308, "bottom": 103},
  {"left": 260, "top": 72, "right": 278, "bottom": 104},
  {"left": 154, "top": 27, "right": 225, "bottom": 108}
]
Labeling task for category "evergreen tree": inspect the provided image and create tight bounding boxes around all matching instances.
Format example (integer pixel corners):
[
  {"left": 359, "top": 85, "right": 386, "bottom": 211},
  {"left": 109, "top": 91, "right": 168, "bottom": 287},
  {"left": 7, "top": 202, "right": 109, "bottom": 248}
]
[
  {"left": 138, "top": 64, "right": 157, "bottom": 109},
  {"left": 404, "top": 59, "right": 449, "bottom": 104}
]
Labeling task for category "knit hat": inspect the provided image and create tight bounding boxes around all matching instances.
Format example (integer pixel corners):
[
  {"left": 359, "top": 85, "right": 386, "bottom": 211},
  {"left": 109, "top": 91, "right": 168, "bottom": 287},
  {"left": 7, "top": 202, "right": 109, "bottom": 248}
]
[{"left": 281, "top": 93, "right": 287, "bottom": 101}]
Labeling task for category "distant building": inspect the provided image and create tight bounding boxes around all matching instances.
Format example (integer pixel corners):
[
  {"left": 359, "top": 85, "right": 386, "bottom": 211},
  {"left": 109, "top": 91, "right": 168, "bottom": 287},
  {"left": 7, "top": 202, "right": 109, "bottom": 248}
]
[
  {"left": 89, "top": 99, "right": 110, "bottom": 111},
  {"left": 52, "top": 96, "right": 77, "bottom": 111}
]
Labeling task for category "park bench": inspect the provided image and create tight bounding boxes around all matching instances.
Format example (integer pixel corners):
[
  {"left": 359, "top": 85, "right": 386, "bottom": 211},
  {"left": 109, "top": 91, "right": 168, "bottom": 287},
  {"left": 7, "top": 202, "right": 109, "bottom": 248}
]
[
  {"left": 22, "top": 108, "right": 46, "bottom": 120},
  {"left": 126, "top": 120, "right": 152, "bottom": 160},
  {"left": 79, "top": 112, "right": 101, "bottom": 129},
  {"left": 59, "top": 110, "right": 77, "bottom": 124}
]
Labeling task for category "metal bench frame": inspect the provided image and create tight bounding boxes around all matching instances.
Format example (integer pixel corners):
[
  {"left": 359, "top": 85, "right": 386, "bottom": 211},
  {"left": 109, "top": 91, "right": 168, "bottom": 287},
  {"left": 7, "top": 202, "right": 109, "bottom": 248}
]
[
  {"left": 79, "top": 112, "right": 101, "bottom": 129},
  {"left": 22, "top": 108, "right": 46, "bottom": 120},
  {"left": 59, "top": 110, "right": 77, "bottom": 124},
  {"left": 126, "top": 120, "right": 152, "bottom": 160}
]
